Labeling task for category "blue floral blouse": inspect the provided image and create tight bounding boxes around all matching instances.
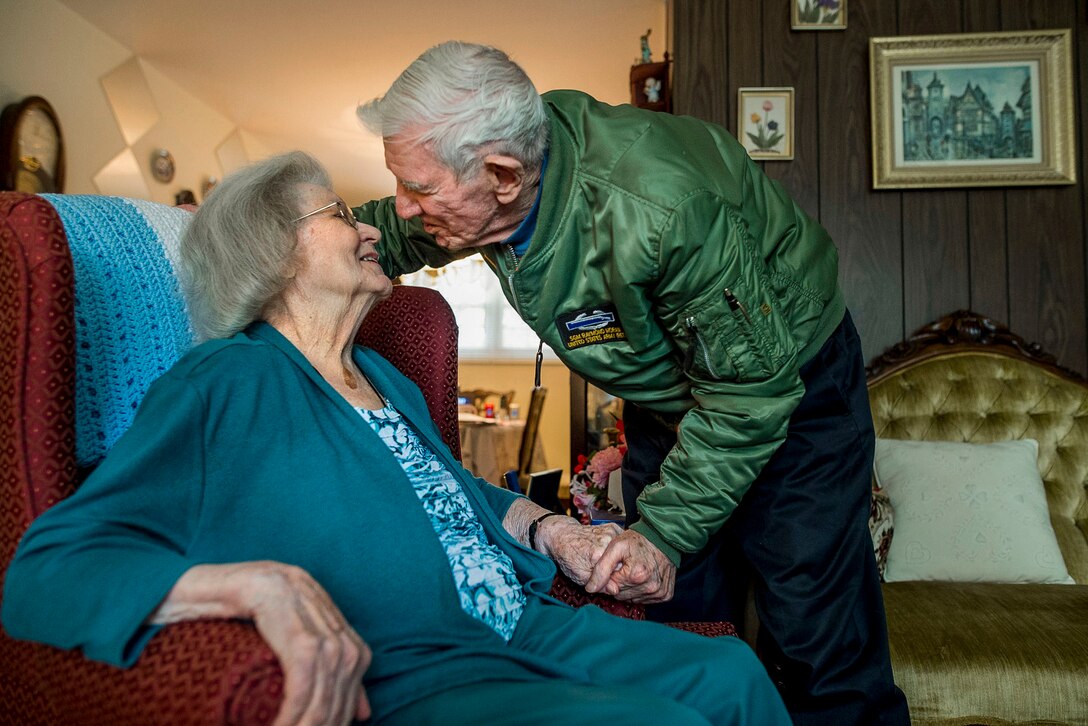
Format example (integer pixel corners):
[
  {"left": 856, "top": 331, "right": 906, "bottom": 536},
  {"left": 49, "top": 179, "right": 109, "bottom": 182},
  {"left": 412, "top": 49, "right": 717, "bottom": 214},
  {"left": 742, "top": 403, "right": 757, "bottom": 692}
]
[{"left": 356, "top": 404, "right": 526, "bottom": 641}]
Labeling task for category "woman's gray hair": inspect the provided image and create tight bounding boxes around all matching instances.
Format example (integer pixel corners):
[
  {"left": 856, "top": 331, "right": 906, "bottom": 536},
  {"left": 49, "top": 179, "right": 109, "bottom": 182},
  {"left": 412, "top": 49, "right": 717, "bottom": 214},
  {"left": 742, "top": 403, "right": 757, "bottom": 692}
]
[
  {"left": 357, "top": 41, "right": 549, "bottom": 180},
  {"left": 179, "top": 151, "right": 329, "bottom": 339}
]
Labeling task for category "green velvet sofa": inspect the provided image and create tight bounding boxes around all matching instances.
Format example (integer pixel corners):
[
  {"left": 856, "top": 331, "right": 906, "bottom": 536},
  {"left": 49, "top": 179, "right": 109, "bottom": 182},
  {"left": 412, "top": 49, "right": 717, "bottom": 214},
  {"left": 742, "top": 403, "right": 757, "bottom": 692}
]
[{"left": 866, "top": 311, "right": 1088, "bottom": 725}]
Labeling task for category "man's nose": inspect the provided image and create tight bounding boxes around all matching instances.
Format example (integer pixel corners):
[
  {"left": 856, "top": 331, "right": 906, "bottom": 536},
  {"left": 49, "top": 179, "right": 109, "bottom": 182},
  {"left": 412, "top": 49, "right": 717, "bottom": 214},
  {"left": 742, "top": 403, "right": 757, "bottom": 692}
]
[{"left": 394, "top": 185, "right": 421, "bottom": 219}]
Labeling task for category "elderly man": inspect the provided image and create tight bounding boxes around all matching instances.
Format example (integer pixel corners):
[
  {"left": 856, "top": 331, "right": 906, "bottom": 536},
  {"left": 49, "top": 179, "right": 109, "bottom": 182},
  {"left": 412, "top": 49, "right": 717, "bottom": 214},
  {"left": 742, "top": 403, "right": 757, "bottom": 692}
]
[{"left": 355, "top": 41, "right": 909, "bottom": 725}]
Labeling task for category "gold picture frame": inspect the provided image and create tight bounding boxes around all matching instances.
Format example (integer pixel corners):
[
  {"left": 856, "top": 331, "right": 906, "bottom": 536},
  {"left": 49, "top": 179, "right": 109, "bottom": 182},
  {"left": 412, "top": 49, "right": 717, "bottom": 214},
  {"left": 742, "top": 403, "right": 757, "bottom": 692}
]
[
  {"left": 870, "top": 29, "right": 1075, "bottom": 189},
  {"left": 737, "top": 87, "right": 795, "bottom": 161},
  {"left": 792, "top": 0, "right": 846, "bottom": 31}
]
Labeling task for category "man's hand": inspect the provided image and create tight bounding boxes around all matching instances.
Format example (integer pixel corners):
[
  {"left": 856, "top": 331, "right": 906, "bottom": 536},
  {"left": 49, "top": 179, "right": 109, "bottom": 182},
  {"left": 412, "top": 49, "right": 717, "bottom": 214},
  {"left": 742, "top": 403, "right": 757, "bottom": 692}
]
[
  {"left": 535, "top": 516, "right": 623, "bottom": 586},
  {"left": 152, "top": 562, "right": 371, "bottom": 725},
  {"left": 583, "top": 530, "right": 677, "bottom": 604}
]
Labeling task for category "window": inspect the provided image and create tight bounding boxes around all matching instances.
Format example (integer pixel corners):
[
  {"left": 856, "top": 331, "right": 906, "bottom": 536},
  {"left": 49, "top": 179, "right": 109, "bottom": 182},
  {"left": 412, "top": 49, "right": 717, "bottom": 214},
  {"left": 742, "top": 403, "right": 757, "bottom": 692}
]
[{"left": 401, "top": 258, "right": 554, "bottom": 361}]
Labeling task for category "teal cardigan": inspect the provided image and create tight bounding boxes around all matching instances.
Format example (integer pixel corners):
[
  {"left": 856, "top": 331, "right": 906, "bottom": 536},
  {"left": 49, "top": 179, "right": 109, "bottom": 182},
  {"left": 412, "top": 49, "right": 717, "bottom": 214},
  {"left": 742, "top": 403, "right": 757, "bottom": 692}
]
[{"left": 2, "top": 322, "right": 568, "bottom": 718}]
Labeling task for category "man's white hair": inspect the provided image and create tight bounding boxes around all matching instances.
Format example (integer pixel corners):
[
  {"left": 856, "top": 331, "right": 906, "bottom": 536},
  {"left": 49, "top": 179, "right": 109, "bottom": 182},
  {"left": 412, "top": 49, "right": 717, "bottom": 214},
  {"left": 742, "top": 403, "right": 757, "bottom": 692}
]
[{"left": 357, "top": 41, "right": 549, "bottom": 180}]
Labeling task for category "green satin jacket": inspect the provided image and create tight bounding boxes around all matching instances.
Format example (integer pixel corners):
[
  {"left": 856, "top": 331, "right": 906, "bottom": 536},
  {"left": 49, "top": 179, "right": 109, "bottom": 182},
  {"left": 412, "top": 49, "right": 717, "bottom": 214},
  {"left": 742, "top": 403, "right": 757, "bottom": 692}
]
[{"left": 356, "top": 89, "right": 845, "bottom": 565}]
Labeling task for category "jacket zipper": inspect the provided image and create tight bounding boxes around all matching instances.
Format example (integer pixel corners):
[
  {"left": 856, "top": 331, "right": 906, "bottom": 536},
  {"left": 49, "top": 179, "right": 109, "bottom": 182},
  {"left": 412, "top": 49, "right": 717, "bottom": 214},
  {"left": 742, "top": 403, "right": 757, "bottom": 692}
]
[
  {"left": 507, "top": 244, "right": 544, "bottom": 389},
  {"left": 684, "top": 317, "right": 717, "bottom": 378},
  {"left": 724, "top": 288, "right": 775, "bottom": 374},
  {"left": 723, "top": 288, "right": 752, "bottom": 324},
  {"left": 504, "top": 244, "right": 522, "bottom": 316}
]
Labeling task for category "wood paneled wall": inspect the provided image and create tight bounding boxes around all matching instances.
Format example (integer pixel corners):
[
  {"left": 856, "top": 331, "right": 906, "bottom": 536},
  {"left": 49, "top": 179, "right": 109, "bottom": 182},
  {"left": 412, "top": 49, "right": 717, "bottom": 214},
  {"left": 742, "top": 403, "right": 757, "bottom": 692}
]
[{"left": 673, "top": 0, "right": 1088, "bottom": 375}]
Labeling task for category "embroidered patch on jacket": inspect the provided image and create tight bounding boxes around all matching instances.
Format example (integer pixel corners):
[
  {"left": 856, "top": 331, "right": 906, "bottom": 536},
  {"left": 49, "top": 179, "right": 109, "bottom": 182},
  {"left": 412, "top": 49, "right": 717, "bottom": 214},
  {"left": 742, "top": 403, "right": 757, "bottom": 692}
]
[{"left": 555, "top": 304, "right": 627, "bottom": 350}]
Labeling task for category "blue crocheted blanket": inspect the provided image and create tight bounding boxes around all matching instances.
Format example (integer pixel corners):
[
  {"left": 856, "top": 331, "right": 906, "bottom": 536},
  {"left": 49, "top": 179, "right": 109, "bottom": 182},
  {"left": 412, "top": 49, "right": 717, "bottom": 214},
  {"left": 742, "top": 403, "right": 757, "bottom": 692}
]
[{"left": 43, "top": 195, "right": 195, "bottom": 468}]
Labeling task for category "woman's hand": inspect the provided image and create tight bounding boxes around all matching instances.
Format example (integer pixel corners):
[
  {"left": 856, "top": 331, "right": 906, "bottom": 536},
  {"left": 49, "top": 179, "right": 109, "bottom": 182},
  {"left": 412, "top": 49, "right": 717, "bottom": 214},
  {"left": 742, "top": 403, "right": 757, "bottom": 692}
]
[
  {"left": 535, "top": 517, "right": 624, "bottom": 586},
  {"left": 503, "top": 499, "right": 623, "bottom": 585},
  {"left": 152, "top": 562, "right": 371, "bottom": 725}
]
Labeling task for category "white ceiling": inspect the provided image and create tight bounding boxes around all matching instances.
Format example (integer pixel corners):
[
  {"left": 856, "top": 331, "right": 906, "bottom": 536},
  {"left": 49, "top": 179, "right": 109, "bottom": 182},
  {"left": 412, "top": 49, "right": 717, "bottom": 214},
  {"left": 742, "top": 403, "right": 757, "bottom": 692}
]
[{"left": 58, "top": 0, "right": 668, "bottom": 202}]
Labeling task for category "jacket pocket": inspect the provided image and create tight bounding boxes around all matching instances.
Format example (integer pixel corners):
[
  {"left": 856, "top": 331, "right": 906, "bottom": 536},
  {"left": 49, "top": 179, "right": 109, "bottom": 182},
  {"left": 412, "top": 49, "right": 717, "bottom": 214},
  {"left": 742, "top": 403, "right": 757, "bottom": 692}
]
[{"left": 678, "top": 285, "right": 787, "bottom": 383}]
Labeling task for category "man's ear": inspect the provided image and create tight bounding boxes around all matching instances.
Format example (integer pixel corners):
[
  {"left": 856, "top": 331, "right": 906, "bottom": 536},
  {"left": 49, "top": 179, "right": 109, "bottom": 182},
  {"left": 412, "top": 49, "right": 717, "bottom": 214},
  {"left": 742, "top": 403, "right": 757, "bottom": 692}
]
[{"left": 482, "top": 154, "right": 525, "bottom": 205}]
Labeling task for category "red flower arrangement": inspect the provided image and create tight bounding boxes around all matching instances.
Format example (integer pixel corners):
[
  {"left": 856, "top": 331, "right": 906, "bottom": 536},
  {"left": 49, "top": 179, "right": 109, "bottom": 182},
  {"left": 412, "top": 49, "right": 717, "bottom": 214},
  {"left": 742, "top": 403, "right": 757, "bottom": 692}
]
[{"left": 570, "top": 421, "right": 627, "bottom": 520}]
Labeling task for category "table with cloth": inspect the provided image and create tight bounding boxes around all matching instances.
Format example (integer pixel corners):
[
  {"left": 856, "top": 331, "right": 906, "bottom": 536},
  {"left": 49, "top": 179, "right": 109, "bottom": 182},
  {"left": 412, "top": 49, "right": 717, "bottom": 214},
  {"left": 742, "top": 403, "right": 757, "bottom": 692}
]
[{"left": 458, "top": 414, "right": 546, "bottom": 488}]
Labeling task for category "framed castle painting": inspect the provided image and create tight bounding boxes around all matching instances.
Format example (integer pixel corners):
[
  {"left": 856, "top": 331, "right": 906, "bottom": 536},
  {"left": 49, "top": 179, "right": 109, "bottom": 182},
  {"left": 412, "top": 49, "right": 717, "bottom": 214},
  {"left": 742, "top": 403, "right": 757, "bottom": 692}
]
[{"left": 870, "top": 29, "right": 1075, "bottom": 189}]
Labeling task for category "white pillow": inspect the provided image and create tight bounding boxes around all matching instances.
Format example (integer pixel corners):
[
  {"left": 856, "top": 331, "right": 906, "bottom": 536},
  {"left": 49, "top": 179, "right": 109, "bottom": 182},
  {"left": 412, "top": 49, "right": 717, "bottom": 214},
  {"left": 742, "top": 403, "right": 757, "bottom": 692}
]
[{"left": 874, "top": 438, "right": 1074, "bottom": 584}]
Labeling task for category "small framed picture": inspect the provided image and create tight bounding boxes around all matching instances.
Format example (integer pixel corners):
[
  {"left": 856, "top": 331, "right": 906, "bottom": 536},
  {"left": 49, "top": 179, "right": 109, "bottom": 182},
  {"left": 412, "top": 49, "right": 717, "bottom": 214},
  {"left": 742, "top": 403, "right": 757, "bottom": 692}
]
[
  {"left": 737, "top": 87, "right": 795, "bottom": 160},
  {"left": 792, "top": 0, "right": 847, "bottom": 31}
]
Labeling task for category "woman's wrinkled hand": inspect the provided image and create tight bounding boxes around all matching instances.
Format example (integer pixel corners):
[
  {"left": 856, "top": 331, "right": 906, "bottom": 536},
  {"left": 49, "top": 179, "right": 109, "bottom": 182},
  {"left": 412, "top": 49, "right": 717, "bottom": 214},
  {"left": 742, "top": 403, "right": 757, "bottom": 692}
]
[
  {"left": 152, "top": 562, "right": 371, "bottom": 725},
  {"left": 244, "top": 563, "right": 372, "bottom": 726},
  {"left": 536, "top": 518, "right": 624, "bottom": 586}
]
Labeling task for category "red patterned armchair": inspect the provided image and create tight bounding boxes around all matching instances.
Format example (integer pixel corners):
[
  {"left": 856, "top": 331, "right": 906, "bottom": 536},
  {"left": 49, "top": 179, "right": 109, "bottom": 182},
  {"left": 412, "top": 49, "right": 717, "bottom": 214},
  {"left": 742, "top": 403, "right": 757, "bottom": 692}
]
[
  {"left": 0, "top": 192, "right": 731, "bottom": 724},
  {"left": 0, "top": 191, "right": 478, "bottom": 723}
]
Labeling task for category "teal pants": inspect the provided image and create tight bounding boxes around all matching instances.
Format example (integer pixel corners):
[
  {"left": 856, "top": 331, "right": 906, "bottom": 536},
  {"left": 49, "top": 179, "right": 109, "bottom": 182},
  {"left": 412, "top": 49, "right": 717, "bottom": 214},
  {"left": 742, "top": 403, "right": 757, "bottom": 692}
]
[{"left": 379, "top": 599, "right": 790, "bottom": 725}]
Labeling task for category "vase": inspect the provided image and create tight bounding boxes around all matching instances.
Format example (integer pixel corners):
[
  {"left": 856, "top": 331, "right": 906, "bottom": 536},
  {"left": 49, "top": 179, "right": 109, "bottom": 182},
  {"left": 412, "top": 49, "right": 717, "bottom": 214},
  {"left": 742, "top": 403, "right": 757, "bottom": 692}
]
[{"left": 607, "top": 468, "right": 625, "bottom": 516}]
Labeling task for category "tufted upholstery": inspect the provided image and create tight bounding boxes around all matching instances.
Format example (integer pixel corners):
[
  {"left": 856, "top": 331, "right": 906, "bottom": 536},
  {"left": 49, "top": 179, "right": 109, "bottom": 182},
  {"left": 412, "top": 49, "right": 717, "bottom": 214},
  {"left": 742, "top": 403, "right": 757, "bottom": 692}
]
[
  {"left": 869, "top": 348, "right": 1088, "bottom": 584},
  {"left": 866, "top": 311, "right": 1088, "bottom": 726}
]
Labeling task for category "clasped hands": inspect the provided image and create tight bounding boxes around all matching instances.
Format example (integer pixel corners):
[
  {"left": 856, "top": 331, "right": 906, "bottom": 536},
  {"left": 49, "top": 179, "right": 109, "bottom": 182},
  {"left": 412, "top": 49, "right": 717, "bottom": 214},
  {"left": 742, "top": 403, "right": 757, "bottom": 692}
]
[{"left": 535, "top": 517, "right": 677, "bottom": 604}]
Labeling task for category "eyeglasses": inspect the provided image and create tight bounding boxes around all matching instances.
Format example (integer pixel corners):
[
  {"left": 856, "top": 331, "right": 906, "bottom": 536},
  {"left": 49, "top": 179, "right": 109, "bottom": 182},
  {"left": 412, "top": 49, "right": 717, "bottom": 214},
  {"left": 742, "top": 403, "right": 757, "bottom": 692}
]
[{"left": 293, "top": 199, "right": 358, "bottom": 230}]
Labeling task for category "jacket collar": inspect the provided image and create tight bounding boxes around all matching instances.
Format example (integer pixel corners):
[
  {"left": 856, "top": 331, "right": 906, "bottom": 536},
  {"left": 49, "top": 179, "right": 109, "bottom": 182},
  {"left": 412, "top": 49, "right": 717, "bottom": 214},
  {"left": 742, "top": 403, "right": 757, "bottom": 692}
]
[{"left": 482, "top": 98, "right": 573, "bottom": 278}]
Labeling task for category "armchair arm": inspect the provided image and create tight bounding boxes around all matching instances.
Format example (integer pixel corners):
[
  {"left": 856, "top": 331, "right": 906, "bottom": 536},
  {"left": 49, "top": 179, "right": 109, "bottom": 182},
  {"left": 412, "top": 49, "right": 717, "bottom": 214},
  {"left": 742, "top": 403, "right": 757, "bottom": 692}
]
[
  {"left": 548, "top": 572, "right": 738, "bottom": 637},
  {"left": 20, "top": 620, "right": 283, "bottom": 726},
  {"left": 5, "top": 577, "right": 731, "bottom": 726},
  {"left": 549, "top": 572, "right": 646, "bottom": 620}
]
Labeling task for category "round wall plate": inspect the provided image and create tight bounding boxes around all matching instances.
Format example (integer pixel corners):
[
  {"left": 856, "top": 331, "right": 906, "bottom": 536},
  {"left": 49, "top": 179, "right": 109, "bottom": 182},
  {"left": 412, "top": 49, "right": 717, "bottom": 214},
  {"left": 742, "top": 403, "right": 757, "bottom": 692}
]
[{"left": 151, "top": 148, "right": 175, "bottom": 183}]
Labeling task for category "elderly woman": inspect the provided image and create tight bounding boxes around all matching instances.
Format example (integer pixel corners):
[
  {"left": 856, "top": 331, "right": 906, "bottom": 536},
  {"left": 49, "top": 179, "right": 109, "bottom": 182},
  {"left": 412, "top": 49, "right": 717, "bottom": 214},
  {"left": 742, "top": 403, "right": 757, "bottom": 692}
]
[{"left": 2, "top": 152, "right": 788, "bottom": 725}]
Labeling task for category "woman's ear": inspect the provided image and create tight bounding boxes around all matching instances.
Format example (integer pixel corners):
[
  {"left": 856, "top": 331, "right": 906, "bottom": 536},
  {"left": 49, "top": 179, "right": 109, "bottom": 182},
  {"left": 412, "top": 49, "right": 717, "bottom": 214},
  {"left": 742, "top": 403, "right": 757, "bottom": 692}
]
[
  {"left": 482, "top": 154, "right": 526, "bottom": 205},
  {"left": 279, "top": 248, "right": 299, "bottom": 280}
]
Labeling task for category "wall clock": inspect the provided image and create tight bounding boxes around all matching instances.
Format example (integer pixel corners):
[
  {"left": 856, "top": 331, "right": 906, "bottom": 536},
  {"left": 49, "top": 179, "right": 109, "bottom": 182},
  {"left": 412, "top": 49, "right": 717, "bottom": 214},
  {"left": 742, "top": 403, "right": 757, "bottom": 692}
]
[{"left": 0, "top": 96, "right": 66, "bottom": 193}]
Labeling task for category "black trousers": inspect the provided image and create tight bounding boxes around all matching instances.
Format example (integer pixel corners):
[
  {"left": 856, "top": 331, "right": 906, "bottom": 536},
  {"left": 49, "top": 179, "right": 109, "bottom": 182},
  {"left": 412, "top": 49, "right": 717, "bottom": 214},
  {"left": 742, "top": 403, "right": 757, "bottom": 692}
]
[{"left": 621, "top": 311, "right": 910, "bottom": 726}]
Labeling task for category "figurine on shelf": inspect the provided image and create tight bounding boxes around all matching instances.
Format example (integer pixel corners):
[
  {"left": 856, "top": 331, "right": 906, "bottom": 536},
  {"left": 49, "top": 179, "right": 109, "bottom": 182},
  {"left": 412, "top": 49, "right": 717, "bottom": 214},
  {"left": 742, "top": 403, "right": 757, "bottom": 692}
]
[
  {"left": 639, "top": 28, "right": 652, "bottom": 64},
  {"left": 644, "top": 77, "right": 662, "bottom": 104}
]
